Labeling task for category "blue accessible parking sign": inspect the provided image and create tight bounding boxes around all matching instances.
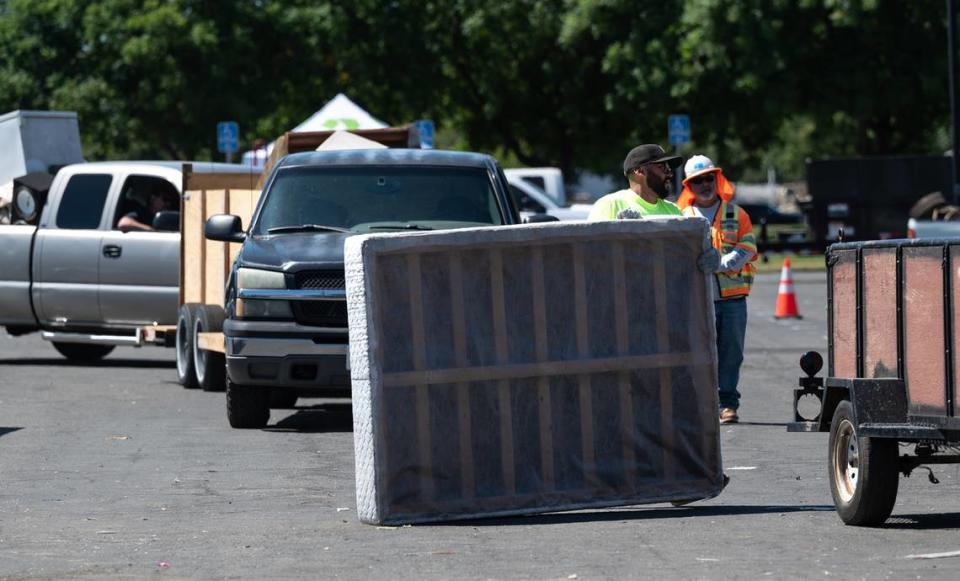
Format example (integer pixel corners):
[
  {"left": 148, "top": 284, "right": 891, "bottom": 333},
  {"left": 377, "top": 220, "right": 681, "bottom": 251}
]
[
  {"left": 668, "top": 114, "right": 690, "bottom": 146},
  {"left": 217, "top": 121, "right": 239, "bottom": 154}
]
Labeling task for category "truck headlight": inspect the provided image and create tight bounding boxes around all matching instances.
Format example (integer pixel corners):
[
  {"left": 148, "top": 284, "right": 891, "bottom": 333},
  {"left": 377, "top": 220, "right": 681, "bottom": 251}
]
[
  {"left": 236, "top": 268, "right": 292, "bottom": 319},
  {"left": 238, "top": 267, "right": 286, "bottom": 289}
]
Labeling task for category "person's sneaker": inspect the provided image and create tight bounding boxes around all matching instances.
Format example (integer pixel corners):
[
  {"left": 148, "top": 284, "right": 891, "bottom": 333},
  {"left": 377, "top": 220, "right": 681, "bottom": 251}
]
[{"left": 719, "top": 408, "right": 739, "bottom": 424}]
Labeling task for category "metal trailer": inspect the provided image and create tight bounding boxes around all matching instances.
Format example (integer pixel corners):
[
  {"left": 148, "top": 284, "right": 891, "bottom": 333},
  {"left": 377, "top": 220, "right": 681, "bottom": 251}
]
[{"left": 790, "top": 239, "right": 960, "bottom": 526}]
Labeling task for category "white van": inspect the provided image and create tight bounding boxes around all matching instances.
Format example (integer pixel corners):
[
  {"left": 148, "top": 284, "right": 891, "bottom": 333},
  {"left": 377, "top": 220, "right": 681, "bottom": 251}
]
[{"left": 504, "top": 167, "right": 566, "bottom": 206}]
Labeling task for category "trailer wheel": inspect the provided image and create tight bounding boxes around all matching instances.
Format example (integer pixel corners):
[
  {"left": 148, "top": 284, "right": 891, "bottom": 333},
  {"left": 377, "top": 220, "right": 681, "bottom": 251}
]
[
  {"left": 226, "top": 377, "right": 269, "bottom": 429},
  {"left": 828, "top": 400, "right": 899, "bottom": 526},
  {"left": 193, "top": 305, "right": 226, "bottom": 392},
  {"left": 52, "top": 342, "right": 115, "bottom": 361},
  {"left": 176, "top": 304, "right": 200, "bottom": 389}
]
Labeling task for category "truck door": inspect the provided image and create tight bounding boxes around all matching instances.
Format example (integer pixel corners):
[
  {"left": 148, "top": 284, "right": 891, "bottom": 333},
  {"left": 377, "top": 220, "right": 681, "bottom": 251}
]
[
  {"left": 32, "top": 173, "right": 113, "bottom": 326},
  {"left": 98, "top": 174, "right": 180, "bottom": 325}
]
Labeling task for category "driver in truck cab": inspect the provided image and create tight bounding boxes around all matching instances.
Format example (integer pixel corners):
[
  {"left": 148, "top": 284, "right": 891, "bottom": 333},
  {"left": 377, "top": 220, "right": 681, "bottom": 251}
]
[{"left": 117, "top": 186, "right": 175, "bottom": 232}]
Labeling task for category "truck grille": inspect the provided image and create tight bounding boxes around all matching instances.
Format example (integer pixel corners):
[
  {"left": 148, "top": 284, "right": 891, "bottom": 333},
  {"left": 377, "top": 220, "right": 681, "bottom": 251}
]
[
  {"left": 294, "top": 270, "right": 346, "bottom": 290},
  {"left": 291, "top": 269, "right": 348, "bottom": 327}
]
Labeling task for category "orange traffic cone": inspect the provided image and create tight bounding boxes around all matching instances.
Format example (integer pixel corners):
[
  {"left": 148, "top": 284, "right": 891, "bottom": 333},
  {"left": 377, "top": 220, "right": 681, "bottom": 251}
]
[{"left": 774, "top": 258, "right": 802, "bottom": 319}]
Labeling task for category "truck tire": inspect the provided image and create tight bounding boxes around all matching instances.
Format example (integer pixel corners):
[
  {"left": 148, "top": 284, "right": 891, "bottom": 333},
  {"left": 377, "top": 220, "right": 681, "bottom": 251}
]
[
  {"left": 226, "top": 377, "right": 269, "bottom": 429},
  {"left": 176, "top": 304, "right": 200, "bottom": 389},
  {"left": 52, "top": 342, "right": 115, "bottom": 361},
  {"left": 828, "top": 400, "right": 899, "bottom": 526},
  {"left": 193, "top": 305, "right": 226, "bottom": 392},
  {"left": 269, "top": 390, "right": 298, "bottom": 409}
]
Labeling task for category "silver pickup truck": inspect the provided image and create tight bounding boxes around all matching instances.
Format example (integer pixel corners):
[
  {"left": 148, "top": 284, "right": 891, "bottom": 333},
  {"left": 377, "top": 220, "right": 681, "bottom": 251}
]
[{"left": 0, "top": 160, "right": 245, "bottom": 360}]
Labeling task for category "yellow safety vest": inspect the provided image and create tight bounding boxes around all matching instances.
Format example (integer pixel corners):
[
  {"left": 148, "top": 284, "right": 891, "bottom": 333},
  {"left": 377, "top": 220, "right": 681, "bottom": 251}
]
[{"left": 684, "top": 201, "right": 757, "bottom": 298}]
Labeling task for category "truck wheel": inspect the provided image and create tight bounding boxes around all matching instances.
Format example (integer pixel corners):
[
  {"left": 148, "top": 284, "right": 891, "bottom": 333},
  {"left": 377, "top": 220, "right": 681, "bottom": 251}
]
[
  {"left": 176, "top": 304, "right": 200, "bottom": 389},
  {"left": 226, "top": 378, "right": 269, "bottom": 429},
  {"left": 52, "top": 342, "right": 115, "bottom": 361},
  {"left": 269, "top": 390, "right": 298, "bottom": 409},
  {"left": 828, "top": 400, "right": 899, "bottom": 526},
  {"left": 193, "top": 305, "right": 226, "bottom": 392}
]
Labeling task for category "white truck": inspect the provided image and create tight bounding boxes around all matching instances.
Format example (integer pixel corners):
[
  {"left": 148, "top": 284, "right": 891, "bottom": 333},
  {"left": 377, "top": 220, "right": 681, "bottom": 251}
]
[
  {"left": 506, "top": 176, "right": 592, "bottom": 221},
  {"left": 0, "top": 160, "right": 250, "bottom": 360},
  {"left": 504, "top": 167, "right": 566, "bottom": 206}
]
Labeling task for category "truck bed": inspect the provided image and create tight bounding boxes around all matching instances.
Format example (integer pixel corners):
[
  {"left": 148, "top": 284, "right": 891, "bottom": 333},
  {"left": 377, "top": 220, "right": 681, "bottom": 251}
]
[{"left": 0, "top": 224, "right": 37, "bottom": 326}]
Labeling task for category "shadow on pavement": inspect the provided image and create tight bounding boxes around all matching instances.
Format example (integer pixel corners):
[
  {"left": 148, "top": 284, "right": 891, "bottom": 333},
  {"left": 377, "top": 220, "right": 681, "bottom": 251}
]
[
  {"left": 735, "top": 421, "right": 789, "bottom": 427},
  {"left": 0, "top": 427, "right": 23, "bottom": 438},
  {"left": 0, "top": 358, "right": 175, "bottom": 369},
  {"left": 883, "top": 512, "right": 960, "bottom": 530},
  {"left": 449, "top": 504, "right": 836, "bottom": 527},
  {"left": 265, "top": 403, "right": 353, "bottom": 433}
]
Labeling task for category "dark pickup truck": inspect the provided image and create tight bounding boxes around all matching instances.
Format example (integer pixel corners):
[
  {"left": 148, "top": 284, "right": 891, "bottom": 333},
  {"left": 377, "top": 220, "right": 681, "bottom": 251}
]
[{"left": 205, "top": 148, "right": 529, "bottom": 428}]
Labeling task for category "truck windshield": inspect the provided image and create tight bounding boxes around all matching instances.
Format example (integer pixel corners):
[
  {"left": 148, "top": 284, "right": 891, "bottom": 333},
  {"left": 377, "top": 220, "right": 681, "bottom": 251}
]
[{"left": 255, "top": 165, "right": 504, "bottom": 235}]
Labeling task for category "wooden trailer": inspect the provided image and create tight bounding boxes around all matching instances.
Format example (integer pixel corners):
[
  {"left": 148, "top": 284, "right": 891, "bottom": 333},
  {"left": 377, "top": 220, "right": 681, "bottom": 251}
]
[{"left": 168, "top": 126, "right": 420, "bottom": 391}]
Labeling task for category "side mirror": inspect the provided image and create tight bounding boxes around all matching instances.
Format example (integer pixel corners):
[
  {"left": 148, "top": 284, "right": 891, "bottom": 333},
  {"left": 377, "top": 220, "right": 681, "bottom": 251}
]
[
  {"left": 205, "top": 214, "right": 245, "bottom": 242},
  {"left": 152, "top": 210, "right": 180, "bottom": 232},
  {"left": 525, "top": 213, "right": 560, "bottom": 224}
]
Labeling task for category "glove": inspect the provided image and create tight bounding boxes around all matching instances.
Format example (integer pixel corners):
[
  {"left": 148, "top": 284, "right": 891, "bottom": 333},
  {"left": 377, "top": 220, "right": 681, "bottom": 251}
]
[
  {"left": 697, "top": 247, "right": 721, "bottom": 273},
  {"left": 720, "top": 248, "right": 752, "bottom": 272},
  {"left": 616, "top": 208, "right": 643, "bottom": 220}
]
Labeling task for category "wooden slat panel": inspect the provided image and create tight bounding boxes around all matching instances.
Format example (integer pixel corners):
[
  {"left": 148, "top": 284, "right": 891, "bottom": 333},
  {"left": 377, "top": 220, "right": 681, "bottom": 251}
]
[
  {"left": 572, "top": 243, "right": 595, "bottom": 485},
  {"left": 228, "top": 188, "right": 258, "bottom": 267},
  {"left": 489, "top": 249, "right": 516, "bottom": 494},
  {"left": 196, "top": 331, "right": 225, "bottom": 353},
  {"left": 182, "top": 185, "right": 205, "bottom": 304},
  {"left": 286, "top": 127, "right": 416, "bottom": 152},
  {"left": 652, "top": 241, "right": 675, "bottom": 482},
  {"left": 406, "top": 254, "right": 433, "bottom": 500},
  {"left": 185, "top": 172, "right": 260, "bottom": 191},
  {"left": 611, "top": 241, "right": 635, "bottom": 487},
  {"left": 531, "top": 245, "right": 555, "bottom": 490},
  {"left": 228, "top": 188, "right": 259, "bottom": 227},
  {"left": 255, "top": 134, "right": 289, "bottom": 190},
  {"left": 448, "top": 252, "right": 475, "bottom": 499},
  {"left": 203, "top": 189, "right": 228, "bottom": 306},
  {"left": 381, "top": 352, "right": 706, "bottom": 387}
]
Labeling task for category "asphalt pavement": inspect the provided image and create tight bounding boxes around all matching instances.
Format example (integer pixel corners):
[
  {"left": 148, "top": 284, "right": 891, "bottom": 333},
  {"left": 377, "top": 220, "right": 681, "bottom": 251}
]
[{"left": 1, "top": 270, "right": 959, "bottom": 580}]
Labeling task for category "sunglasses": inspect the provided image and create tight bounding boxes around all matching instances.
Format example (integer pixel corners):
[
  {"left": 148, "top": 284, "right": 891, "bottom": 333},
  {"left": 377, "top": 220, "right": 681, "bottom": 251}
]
[
  {"left": 638, "top": 161, "right": 670, "bottom": 173},
  {"left": 689, "top": 174, "right": 716, "bottom": 186}
]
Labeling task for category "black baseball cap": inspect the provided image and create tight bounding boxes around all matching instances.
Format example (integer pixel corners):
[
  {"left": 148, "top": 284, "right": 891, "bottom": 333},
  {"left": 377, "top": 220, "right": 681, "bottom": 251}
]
[{"left": 623, "top": 144, "right": 683, "bottom": 175}]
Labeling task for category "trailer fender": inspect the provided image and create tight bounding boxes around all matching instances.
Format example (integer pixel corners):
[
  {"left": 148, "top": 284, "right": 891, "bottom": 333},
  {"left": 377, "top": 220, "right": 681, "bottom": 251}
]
[
  {"left": 818, "top": 381, "right": 850, "bottom": 432},
  {"left": 820, "top": 378, "right": 908, "bottom": 431}
]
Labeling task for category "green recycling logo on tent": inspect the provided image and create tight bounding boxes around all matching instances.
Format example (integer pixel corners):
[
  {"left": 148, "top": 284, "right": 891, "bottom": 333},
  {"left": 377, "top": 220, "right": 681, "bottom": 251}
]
[{"left": 323, "top": 118, "right": 361, "bottom": 130}]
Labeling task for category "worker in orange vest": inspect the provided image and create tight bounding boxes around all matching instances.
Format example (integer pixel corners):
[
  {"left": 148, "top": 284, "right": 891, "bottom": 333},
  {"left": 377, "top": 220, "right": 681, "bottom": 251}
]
[{"left": 678, "top": 155, "right": 757, "bottom": 424}]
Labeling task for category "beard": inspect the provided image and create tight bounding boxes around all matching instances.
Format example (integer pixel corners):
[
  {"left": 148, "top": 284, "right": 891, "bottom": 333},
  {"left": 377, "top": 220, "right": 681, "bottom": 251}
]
[{"left": 646, "top": 171, "right": 672, "bottom": 198}]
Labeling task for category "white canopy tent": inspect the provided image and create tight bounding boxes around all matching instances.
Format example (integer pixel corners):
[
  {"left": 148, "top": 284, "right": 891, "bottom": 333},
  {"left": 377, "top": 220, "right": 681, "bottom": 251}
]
[{"left": 241, "top": 93, "right": 388, "bottom": 168}]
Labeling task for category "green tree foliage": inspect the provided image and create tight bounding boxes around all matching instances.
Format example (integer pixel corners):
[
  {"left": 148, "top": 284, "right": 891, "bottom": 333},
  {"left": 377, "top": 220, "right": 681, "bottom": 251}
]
[
  {"left": 674, "top": 0, "right": 948, "bottom": 179},
  {"left": 0, "top": 0, "right": 337, "bottom": 159},
  {"left": 0, "top": 0, "right": 952, "bottom": 181}
]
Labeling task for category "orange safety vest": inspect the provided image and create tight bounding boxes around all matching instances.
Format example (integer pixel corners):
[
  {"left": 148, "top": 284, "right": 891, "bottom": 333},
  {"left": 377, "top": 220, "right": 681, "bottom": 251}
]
[{"left": 682, "top": 200, "right": 757, "bottom": 298}]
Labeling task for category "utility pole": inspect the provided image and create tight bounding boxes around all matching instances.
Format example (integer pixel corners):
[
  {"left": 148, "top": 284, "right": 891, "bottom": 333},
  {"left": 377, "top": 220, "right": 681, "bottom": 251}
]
[{"left": 949, "top": 0, "right": 960, "bottom": 203}]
